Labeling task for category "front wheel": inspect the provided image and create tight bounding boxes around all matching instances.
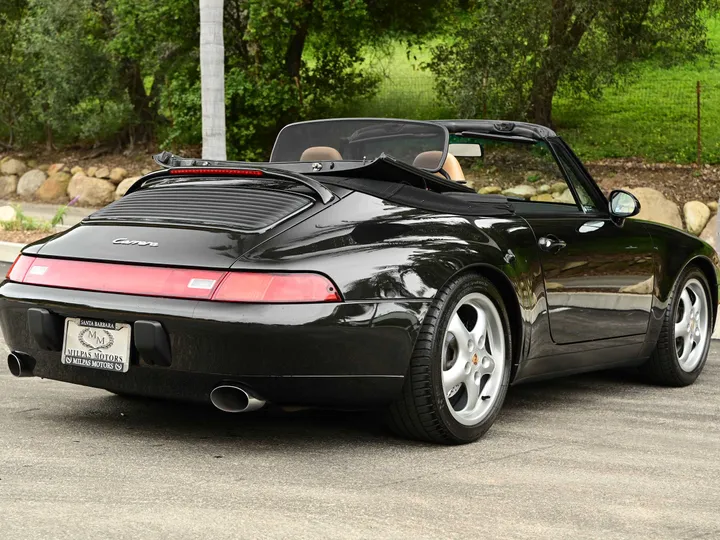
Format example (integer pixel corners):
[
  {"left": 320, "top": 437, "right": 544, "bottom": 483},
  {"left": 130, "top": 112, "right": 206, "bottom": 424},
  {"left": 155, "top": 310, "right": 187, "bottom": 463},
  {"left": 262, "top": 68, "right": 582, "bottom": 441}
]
[
  {"left": 641, "top": 266, "right": 713, "bottom": 386},
  {"left": 386, "top": 274, "right": 512, "bottom": 444}
]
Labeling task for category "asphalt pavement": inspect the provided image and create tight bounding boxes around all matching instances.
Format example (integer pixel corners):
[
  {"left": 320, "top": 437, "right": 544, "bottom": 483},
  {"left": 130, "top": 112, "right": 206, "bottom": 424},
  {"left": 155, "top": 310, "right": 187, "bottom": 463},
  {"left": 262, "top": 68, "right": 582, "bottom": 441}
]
[{"left": 1, "top": 327, "right": 720, "bottom": 540}]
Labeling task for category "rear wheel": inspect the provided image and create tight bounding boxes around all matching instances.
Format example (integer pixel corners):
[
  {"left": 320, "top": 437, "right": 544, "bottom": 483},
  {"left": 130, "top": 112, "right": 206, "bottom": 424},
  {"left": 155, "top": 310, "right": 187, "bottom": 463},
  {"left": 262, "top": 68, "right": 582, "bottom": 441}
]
[
  {"left": 641, "top": 266, "right": 713, "bottom": 386},
  {"left": 386, "top": 274, "right": 512, "bottom": 444}
]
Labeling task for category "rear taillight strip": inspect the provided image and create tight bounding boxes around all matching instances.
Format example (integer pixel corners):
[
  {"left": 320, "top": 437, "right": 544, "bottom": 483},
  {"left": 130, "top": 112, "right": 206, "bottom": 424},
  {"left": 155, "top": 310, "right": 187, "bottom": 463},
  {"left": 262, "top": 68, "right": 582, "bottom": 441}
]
[{"left": 5, "top": 255, "right": 341, "bottom": 303}]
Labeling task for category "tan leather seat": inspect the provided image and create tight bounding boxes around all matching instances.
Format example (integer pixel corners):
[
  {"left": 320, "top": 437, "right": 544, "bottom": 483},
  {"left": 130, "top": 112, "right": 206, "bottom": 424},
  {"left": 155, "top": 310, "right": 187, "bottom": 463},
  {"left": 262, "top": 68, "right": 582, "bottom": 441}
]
[
  {"left": 299, "top": 146, "right": 343, "bottom": 161},
  {"left": 412, "top": 151, "right": 466, "bottom": 181}
]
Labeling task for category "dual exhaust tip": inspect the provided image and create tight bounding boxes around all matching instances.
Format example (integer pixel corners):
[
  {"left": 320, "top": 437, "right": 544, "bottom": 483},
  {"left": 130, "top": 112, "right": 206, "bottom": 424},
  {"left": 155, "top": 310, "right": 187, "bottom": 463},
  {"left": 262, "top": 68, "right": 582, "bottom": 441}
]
[
  {"left": 7, "top": 351, "right": 34, "bottom": 378},
  {"left": 210, "top": 384, "right": 266, "bottom": 413},
  {"left": 8, "top": 352, "right": 264, "bottom": 414}
]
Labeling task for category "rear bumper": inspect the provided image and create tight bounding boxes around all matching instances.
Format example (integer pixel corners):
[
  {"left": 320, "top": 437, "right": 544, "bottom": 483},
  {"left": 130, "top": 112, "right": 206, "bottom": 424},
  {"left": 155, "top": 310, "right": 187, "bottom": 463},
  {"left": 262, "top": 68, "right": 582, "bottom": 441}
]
[{"left": 0, "top": 282, "right": 429, "bottom": 406}]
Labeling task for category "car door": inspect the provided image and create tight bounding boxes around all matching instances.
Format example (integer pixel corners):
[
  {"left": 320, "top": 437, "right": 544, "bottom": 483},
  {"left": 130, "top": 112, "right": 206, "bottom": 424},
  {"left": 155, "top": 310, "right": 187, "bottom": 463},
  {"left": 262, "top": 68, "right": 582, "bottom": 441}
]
[{"left": 511, "top": 139, "right": 655, "bottom": 344}]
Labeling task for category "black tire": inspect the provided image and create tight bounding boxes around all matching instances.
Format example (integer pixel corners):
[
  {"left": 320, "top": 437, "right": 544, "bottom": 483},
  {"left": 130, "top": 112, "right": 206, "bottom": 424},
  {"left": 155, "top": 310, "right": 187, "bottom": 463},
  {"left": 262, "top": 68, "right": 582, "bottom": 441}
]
[
  {"left": 386, "top": 273, "right": 512, "bottom": 444},
  {"left": 640, "top": 266, "right": 713, "bottom": 386}
]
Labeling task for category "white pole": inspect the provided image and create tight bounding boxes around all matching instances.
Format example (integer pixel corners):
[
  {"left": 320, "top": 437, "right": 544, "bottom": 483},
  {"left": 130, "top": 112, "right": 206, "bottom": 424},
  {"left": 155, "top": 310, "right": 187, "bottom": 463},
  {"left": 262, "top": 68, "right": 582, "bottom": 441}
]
[{"left": 200, "top": 0, "right": 227, "bottom": 160}]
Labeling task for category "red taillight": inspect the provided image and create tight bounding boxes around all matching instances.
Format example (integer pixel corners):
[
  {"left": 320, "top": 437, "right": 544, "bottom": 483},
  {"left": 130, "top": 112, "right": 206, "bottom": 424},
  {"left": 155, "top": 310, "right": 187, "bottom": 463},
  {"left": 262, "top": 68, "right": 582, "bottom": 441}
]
[
  {"left": 212, "top": 272, "right": 341, "bottom": 303},
  {"left": 10, "top": 257, "right": 341, "bottom": 304},
  {"left": 6, "top": 255, "right": 36, "bottom": 282},
  {"left": 169, "top": 168, "right": 263, "bottom": 176}
]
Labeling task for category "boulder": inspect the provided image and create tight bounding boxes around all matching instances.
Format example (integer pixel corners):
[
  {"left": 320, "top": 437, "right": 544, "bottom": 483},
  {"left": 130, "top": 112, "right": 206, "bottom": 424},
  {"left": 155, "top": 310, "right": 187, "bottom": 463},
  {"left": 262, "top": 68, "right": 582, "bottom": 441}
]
[
  {"left": 0, "top": 205, "right": 17, "bottom": 222},
  {"left": 109, "top": 167, "right": 128, "bottom": 184},
  {"left": 78, "top": 177, "right": 115, "bottom": 206},
  {"left": 551, "top": 182, "right": 567, "bottom": 194},
  {"left": 553, "top": 189, "right": 575, "bottom": 204},
  {"left": 683, "top": 201, "right": 711, "bottom": 236},
  {"left": 502, "top": 185, "right": 537, "bottom": 199},
  {"left": 623, "top": 187, "right": 682, "bottom": 230},
  {"left": 0, "top": 158, "right": 27, "bottom": 176},
  {"left": 35, "top": 172, "right": 71, "bottom": 202},
  {"left": 700, "top": 215, "right": 717, "bottom": 251},
  {"left": 70, "top": 166, "right": 85, "bottom": 175},
  {"left": 0, "top": 175, "right": 18, "bottom": 198},
  {"left": 537, "top": 184, "right": 552, "bottom": 194},
  {"left": 707, "top": 201, "right": 718, "bottom": 212},
  {"left": 478, "top": 185, "right": 502, "bottom": 195},
  {"left": 115, "top": 176, "right": 141, "bottom": 199},
  {"left": 94, "top": 166, "right": 110, "bottom": 179},
  {"left": 17, "top": 169, "right": 47, "bottom": 198},
  {"left": 620, "top": 276, "right": 654, "bottom": 295},
  {"left": 38, "top": 163, "right": 50, "bottom": 172},
  {"left": 68, "top": 173, "right": 88, "bottom": 199},
  {"left": 530, "top": 194, "right": 554, "bottom": 202},
  {"left": 47, "top": 163, "right": 66, "bottom": 175}
]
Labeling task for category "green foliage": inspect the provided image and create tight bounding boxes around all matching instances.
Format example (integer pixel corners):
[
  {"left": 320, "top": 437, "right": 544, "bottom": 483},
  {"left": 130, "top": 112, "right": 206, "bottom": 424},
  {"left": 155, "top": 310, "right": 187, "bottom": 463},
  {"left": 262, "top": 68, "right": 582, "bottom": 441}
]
[
  {"left": 430, "top": 0, "right": 720, "bottom": 126},
  {"left": 0, "top": 0, "right": 31, "bottom": 145},
  {"left": 2, "top": 205, "right": 50, "bottom": 231},
  {"left": 50, "top": 203, "right": 70, "bottom": 227},
  {"left": 0, "top": 0, "right": 446, "bottom": 158},
  {"left": 1, "top": 202, "right": 71, "bottom": 231}
]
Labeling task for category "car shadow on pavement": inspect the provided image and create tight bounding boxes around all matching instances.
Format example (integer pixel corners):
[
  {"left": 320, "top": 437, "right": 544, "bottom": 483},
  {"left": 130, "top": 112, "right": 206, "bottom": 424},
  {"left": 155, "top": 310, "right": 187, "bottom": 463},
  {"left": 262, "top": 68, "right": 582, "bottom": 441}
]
[{"left": 45, "top": 368, "right": 647, "bottom": 447}]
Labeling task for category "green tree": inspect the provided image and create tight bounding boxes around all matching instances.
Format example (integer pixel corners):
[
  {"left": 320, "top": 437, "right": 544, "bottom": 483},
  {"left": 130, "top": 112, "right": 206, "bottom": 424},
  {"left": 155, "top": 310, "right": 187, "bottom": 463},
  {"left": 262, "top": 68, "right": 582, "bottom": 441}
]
[
  {"left": 163, "top": 0, "right": 449, "bottom": 159},
  {"left": 431, "top": 0, "right": 720, "bottom": 127},
  {"left": 0, "top": 0, "right": 30, "bottom": 147}
]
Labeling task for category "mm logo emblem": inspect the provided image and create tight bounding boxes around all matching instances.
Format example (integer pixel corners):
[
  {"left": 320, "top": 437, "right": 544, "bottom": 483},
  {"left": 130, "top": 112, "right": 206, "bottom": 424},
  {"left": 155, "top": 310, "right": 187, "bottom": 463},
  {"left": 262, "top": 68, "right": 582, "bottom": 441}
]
[{"left": 78, "top": 328, "right": 114, "bottom": 350}]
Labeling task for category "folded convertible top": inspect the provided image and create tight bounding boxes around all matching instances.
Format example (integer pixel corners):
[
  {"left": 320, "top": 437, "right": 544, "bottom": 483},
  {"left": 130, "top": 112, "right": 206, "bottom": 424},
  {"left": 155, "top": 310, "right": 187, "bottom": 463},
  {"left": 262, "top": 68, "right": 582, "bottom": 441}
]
[{"left": 321, "top": 177, "right": 514, "bottom": 216}]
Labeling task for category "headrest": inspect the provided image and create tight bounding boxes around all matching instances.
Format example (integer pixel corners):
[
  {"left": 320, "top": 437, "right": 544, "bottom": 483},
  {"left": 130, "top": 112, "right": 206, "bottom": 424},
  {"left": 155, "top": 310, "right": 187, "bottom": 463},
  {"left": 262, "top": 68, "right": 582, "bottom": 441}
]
[
  {"left": 299, "top": 146, "right": 343, "bottom": 161},
  {"left": 412, "top": 151, "right": 466, "bottom": 181}
]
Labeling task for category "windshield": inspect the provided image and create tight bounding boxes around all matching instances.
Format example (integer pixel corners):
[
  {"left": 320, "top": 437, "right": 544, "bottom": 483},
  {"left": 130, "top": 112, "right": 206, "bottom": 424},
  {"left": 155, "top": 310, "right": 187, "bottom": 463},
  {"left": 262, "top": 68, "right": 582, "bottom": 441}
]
[{"left": 270, "top": 119, "right": 449, "bottom": 172}]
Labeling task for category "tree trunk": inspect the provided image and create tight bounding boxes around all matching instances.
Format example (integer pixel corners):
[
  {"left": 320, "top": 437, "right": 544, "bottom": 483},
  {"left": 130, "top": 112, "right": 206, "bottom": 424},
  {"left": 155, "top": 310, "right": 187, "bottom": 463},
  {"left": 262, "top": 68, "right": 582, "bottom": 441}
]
[
  {"left": 527, "top": 0, "right": 597, "bottom": 127},
  {"left": 274, "top": 0, "right": 313, "bottom": 136},
  {"left": 285, "top": 0, "right": 313, "bottom": 81},
  {"left": 200, "top": 0, "right": 227, "bottom": 160},
  {"left": 527, "top": 73, "right": 559, "bottom": 127},
  {"left": 123, "top": 60, "right": 156, "bottom": 144}
]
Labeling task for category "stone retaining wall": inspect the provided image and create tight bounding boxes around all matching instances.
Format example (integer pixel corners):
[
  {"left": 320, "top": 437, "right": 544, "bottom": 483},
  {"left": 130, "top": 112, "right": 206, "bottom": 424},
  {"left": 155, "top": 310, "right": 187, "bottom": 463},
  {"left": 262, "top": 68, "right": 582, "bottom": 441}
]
[{"left": 0, "top": 157, "right": 146, "bottom": 207}]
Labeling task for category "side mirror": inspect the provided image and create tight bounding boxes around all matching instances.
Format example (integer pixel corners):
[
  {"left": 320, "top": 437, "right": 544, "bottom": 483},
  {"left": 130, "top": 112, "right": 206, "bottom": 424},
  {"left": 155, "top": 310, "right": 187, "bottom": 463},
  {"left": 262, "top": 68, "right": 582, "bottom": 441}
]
[{"left": 609, "top": 190, "right": 641, "bottom": 219}]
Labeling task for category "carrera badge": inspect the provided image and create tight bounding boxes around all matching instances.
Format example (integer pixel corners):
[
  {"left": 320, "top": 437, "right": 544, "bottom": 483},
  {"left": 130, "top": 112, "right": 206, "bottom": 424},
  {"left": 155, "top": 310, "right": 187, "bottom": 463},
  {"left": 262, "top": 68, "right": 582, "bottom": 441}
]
[{"left": 113, "top": 238, "right": 159, "bottom": 247}]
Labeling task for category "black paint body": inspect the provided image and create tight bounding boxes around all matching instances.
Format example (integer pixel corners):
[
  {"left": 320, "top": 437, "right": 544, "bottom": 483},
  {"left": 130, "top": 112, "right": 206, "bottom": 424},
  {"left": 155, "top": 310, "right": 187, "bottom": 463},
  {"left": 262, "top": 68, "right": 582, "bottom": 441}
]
[{"left": 1, "top": 124, "right": 718, "bottom": 408}]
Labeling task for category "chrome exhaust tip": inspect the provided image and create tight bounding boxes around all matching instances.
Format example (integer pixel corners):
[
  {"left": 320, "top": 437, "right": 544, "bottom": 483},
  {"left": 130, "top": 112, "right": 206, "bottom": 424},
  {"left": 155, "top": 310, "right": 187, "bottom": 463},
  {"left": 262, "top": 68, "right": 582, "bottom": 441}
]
[
  {"left": 210, "top": 385, "right": 266, "bottom": 413},
  {"left": 7, "top": 351, "right": 35, "bottom": 378}
]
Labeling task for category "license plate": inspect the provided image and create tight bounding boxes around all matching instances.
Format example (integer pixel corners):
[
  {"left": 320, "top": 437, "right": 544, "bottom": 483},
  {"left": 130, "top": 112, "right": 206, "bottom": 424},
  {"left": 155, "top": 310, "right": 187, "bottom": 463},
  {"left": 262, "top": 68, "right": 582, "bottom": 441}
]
[{"left": 61, "top": 318, "right": 132, "bottom": 373}]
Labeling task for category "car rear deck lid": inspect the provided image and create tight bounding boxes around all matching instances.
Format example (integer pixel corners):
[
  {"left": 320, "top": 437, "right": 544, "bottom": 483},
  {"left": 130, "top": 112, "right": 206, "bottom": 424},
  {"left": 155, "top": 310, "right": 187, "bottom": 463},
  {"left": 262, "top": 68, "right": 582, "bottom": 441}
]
[{"left": 86, "top": 184, "right": 314, "bottom": 233}]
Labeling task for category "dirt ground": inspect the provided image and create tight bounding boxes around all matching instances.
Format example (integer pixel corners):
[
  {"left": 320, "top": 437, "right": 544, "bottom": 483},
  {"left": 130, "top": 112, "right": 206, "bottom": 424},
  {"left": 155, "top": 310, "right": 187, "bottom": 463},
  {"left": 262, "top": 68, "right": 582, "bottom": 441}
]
[
  {"left": 588, "top": 159, "right": 720, "bottom": 208},
  {"left": 0, "top": 229, "right": 55, "bottom": 244}
]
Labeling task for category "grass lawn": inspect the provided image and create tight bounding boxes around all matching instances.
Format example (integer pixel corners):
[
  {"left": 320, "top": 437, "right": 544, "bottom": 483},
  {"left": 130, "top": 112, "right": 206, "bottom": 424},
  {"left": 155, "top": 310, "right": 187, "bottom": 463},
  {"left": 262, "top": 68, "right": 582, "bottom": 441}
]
[
  {"left": 353, "top": 17, "right": 720, "bottom": 163},
  {"left": 349, "top": 43, "right": 452, "bottom": 120},
  {"left": 554, "top": 17, "right": 720, "bottom": 164}
]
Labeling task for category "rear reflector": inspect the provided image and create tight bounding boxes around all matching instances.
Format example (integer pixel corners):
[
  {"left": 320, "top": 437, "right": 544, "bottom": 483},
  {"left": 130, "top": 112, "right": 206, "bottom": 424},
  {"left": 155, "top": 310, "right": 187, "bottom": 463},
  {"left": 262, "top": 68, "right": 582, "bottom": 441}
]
[
  {"left": 214, "top": 272, "right": 340, "bottom": 303},
  {"left": 5, "top": 255, "right": 341, "bottom": 303},
  {"left": 6, "top": 254, "right": 35, "bottom": 282}
]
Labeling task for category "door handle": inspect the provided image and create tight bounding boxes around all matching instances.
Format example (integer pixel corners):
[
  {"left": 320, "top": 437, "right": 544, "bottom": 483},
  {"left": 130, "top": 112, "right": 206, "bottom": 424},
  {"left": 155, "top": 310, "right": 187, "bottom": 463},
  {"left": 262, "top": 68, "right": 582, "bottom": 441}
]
[{"left": 538, "top": 235, "right": 567, "bottom": 253}]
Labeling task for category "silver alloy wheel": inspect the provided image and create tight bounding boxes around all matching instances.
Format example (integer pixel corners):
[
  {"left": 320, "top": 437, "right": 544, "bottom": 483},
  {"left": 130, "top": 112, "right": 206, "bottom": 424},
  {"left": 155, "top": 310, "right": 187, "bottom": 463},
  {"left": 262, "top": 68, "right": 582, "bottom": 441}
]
[
  {"left": 441, "top": 292, "right": 506, "bottom": 426},
  {"left": 674, "top": 278, "right": 710, "bottom": 373}
]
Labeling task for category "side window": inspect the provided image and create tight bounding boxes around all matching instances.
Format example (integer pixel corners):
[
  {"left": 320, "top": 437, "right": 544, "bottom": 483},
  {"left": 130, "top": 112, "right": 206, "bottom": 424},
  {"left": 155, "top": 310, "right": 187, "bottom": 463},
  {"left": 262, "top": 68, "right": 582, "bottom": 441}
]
[
  {"left": 554, "top": 147, "right": 597, "bottom": 211},
  {"left": 455, "top": 138, "right": 579, "bottom": 207}
]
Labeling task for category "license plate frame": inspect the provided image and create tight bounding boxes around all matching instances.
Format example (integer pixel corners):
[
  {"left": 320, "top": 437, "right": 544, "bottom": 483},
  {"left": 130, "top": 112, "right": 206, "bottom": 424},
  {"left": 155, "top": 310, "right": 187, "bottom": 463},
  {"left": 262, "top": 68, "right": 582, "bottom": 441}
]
[{"left": 61, "top": 318, "right": 132, "bottom": 373}]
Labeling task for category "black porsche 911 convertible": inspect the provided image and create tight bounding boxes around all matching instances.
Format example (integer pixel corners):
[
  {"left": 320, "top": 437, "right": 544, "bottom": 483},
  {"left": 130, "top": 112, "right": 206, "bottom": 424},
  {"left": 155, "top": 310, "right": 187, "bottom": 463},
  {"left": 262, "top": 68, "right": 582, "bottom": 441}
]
[{"left": 1, "top": 118, "right": 718, "bottom": 444}]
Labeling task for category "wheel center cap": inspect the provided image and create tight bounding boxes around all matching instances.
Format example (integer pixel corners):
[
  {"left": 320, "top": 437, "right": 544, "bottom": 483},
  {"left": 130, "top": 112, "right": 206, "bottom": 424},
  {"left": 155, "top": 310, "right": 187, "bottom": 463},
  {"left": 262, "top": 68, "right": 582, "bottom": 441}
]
[{"left": 472, "top": 353, "right": 479, "bottom": 366}]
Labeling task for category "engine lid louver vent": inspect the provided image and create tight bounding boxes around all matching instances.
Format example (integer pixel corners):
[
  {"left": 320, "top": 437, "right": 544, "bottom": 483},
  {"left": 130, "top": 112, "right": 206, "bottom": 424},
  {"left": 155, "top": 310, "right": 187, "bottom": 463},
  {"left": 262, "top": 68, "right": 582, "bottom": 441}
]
[{"left": 86, "top": 185, "right": 314, "bottom": 232}]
